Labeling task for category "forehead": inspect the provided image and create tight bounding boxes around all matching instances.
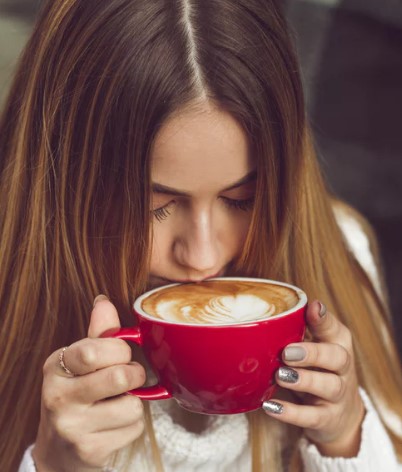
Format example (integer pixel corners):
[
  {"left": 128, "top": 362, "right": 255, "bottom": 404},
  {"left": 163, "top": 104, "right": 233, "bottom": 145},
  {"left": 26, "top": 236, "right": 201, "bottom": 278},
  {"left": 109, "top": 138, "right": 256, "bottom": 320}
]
[{"left": 150, "top": 103, "right": 254, "bottom": 191}]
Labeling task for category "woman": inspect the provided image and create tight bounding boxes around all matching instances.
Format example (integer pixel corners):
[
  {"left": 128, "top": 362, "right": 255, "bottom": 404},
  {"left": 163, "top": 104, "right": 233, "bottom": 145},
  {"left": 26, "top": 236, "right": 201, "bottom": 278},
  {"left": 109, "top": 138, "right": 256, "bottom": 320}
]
[{"left": 0, "top": 0, "right": 401, "bottom": 470}]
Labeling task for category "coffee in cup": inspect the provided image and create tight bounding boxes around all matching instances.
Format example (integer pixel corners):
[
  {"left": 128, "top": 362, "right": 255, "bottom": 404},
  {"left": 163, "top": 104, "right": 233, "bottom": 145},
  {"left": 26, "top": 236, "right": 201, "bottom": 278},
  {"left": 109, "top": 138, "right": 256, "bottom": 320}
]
[{"left": 142, "top": 279, "right": 299, "bottom": 325}]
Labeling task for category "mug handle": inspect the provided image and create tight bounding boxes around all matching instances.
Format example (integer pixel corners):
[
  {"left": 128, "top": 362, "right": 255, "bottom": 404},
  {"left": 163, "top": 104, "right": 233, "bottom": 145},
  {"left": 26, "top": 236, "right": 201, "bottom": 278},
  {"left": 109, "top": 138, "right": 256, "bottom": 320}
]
[{"left": 102, "top": 327, "right": 172, "bottom": 400}]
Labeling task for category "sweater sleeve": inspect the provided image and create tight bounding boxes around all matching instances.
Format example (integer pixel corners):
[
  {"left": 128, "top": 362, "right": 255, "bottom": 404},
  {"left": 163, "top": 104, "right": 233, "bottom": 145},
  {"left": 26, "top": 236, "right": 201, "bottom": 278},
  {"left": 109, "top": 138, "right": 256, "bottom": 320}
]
[
  {"left": 18, "top": 445, "right": 36, "bottom": 472},
  {"left": 299, "top": 388, "right": 402, "bottom": 472},
  {"left": 18, "top": 445, "right": 118, "bottom": 472}
]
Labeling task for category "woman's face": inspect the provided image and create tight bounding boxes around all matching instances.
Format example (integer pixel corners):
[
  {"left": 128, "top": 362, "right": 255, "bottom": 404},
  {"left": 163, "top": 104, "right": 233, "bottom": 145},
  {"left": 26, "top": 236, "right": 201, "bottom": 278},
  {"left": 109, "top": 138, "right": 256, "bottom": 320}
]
[{"left": 148, "top": 102, "right": 256, "bottom": 289}]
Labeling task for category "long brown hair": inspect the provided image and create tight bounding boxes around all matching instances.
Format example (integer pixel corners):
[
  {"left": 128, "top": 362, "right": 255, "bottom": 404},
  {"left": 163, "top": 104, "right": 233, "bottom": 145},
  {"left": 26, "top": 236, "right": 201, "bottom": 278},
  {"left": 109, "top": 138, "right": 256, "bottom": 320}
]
[{"left": 0, "top": 1, "right": 401, "bottom": 471}]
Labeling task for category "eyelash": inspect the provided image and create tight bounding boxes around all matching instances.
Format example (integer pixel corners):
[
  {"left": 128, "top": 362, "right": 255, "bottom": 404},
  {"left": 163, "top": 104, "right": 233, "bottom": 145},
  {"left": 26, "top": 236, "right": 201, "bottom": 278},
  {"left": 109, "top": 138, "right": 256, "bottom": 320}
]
[
  {"left": 153, "top": 206, "right": 173, "bottom": 222},
  {"left": 152, "top": 197, "right": 255, "bottom": 222},
  {"left": 222, "top": 196, "right": 255, "bottom": 212}
]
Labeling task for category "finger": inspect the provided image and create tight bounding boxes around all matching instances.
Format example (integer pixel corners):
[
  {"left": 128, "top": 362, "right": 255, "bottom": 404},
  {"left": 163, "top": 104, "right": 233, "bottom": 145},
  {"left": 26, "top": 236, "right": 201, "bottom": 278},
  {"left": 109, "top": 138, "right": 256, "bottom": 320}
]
[
  {"left": 71, "top": 420, "right": 145, "bottom": 468},
  {"left": 282, "top": 342, "right": 351, "bottom": 375},
  {"left": 88, "top": 394, "right": 144, "bottom": 432},
  {"left": 81, "top": 421, "right": 145, "bottom": 466},
  {"left": 262, "top": 397, "right": 329, "bottom": 430},
  {"left": 97, "top": 419, "right": 145, "bottom": 447},
  {"left": 306, "top": 300, "right": 352, "bottom": 347},
  {"left": 70, "top": 362, "right": 146, "bottom": 403},
  {"left": 88, "top": 295, "right": 121, "bottom": 338},
  {"left": 276, "top": 367, "right": 345, "bottom": 403},
  {"left": 58, "top": 347, "right": 76, "bottom": 377},
  {"left": 46, "top": 338, "right": 133, "bottom": 379},
  {"left": 96, "top": 420, "right": 145, "bottom": 452}
]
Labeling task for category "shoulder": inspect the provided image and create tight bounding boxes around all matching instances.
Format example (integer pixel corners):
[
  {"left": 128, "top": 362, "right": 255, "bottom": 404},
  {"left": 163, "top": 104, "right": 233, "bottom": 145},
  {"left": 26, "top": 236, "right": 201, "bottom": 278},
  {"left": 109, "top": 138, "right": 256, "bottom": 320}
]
[{"left": 331, "top": 200, "right": 386, "bottom": 301}]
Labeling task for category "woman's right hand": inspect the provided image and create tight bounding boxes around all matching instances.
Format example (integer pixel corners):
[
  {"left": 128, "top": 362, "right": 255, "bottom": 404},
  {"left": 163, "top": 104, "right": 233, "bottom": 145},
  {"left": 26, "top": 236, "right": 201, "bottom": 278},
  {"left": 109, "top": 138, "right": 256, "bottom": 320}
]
[{"left": 32, "top": 296, "right": 146, "bottom": 472}]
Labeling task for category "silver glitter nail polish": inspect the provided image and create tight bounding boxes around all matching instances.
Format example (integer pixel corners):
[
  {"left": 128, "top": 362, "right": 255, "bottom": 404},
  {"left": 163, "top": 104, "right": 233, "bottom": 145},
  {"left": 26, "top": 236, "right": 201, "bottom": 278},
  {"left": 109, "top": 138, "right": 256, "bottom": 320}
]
[
  {"left": 278, "top": 367, "right": 299, "bottom": 383},
  {"left": 262, "top": 401, "right": 284, "bottom": 414}
]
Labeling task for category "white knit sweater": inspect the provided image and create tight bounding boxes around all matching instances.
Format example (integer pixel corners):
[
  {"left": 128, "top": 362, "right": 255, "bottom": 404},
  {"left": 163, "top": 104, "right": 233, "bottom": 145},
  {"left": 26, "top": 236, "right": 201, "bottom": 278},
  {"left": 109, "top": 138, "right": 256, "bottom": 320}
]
[{"left": 19, "top": 210, "right": 402, "bottom": 471}]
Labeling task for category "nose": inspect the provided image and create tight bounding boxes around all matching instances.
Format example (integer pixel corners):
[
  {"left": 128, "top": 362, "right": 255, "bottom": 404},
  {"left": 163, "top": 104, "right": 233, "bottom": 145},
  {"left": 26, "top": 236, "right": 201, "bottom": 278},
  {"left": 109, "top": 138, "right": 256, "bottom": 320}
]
[{"left": 173, "top": 209, "right": 220, "bottom": 277}]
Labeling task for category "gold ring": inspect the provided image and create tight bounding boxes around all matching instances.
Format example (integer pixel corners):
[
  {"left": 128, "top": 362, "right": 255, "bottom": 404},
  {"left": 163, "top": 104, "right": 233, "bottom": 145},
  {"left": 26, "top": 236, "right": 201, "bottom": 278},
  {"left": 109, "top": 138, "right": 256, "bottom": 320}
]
[{"left": 58, "top": 347, "right": 76, "bottom": 376}]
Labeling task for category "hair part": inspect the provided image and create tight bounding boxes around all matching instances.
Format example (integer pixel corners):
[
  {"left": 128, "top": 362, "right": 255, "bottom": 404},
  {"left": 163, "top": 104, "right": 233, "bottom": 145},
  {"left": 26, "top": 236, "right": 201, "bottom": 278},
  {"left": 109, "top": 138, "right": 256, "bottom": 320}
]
[{"left": 180, "top": 0, "right": 208, "bottom": 98}]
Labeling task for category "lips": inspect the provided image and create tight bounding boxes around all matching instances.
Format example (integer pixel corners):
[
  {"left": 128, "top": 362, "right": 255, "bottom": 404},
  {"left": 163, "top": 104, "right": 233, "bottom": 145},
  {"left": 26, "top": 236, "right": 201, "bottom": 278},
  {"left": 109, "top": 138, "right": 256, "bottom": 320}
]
[{"left": 150, "top": 270, "right": 225, "bottom": 287}]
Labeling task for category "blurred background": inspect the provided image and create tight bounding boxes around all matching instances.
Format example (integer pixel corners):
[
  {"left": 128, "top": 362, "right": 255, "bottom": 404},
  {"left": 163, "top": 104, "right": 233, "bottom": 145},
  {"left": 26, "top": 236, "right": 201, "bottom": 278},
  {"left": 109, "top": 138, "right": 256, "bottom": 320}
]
[{"left": 1, "top": 0, "right": 401, "bottom": 353}]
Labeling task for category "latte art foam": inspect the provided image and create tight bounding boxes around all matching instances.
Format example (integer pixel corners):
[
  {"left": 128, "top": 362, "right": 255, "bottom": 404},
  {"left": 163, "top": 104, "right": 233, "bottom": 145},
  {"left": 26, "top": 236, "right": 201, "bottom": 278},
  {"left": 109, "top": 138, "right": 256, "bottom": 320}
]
[{"left": 142, "top": 280, "right": 299, "bottom": 325}]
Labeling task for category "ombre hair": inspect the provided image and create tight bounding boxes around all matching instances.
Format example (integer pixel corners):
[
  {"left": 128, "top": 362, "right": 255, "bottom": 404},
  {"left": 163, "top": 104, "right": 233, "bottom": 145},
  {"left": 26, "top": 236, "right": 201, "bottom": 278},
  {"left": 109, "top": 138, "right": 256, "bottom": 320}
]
[{"left": 0, "top": 1, "right": 401, "bottom": 470}]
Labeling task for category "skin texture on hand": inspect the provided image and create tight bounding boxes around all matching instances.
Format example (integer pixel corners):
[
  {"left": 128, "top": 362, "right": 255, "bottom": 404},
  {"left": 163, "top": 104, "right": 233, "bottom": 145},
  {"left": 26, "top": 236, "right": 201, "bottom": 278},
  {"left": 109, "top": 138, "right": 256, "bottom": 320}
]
[
  {"left": 263, "top": 300, "right": 365, "bottom": 458},
  {"left": 32, "top": 297, "right": 146, "bottom": 472}
]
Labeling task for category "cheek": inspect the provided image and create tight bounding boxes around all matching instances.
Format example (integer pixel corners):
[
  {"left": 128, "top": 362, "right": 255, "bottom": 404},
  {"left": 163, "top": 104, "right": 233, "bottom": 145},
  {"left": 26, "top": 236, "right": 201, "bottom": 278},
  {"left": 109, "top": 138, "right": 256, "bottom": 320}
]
[
  {"left": 219, "top": 212, "right": 252, "bottom": 255},
  {"left": 230, "top": 212, "right": 252, "bottom": 240},
  {"left": 149, "top": 222, "right": 172, "bottom": 269}
]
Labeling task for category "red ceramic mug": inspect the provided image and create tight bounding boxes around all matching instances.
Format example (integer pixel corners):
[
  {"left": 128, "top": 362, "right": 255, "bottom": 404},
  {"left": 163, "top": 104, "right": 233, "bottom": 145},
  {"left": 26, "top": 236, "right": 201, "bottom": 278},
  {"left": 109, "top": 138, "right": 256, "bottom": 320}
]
[{"left": 106, "top": 277, "right": 307, "bottom": 415}]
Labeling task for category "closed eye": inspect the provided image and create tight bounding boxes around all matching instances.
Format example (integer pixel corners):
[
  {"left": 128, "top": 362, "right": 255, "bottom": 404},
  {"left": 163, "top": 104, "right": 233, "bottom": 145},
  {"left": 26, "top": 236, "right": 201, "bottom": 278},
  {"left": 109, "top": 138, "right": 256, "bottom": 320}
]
[
  {"left": 152, "top": 202, "right": 174, "bottom": 222},
  {"left": 220, "top": 196, "right": 254, "bottom": 211}
]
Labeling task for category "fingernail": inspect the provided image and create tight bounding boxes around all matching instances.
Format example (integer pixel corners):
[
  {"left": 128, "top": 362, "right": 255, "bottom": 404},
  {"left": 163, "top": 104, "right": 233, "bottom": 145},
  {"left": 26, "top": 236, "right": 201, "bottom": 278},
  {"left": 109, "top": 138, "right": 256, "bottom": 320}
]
[
  {"left": 283, "top": 346, "right": 306, "bottom": 362},
  {"left": 278, "top": 367, "right": 299, "bottom": 383},
  {"left": 262, "top": 400, "right": 283, "bottom": 414},
  {"left": 93, "top": 294, "right": 109, "bottom": 307},
  {"left": 318, "top": 301, "right": 327, "bottom": 317}
]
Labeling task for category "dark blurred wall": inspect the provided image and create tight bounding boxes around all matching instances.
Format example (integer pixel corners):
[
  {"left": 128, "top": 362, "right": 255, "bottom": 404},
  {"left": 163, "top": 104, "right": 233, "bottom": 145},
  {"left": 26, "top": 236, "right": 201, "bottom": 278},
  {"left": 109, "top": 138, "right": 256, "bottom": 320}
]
[
  {"left": 286, "top": 0, "right": 402, "bottom": 354},
  {"left": 0, "top": 5, "right": 34, "bottom": 108},
  {"left": 0, "top": 0, "right": 41, "bottom": 17}
]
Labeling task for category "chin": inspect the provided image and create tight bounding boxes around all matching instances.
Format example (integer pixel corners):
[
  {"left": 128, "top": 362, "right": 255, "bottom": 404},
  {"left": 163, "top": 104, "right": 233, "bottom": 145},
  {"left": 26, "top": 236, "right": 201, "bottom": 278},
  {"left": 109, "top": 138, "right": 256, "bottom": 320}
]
[{"left": 146, "top": 276, "right": 172, "bottom": 290}]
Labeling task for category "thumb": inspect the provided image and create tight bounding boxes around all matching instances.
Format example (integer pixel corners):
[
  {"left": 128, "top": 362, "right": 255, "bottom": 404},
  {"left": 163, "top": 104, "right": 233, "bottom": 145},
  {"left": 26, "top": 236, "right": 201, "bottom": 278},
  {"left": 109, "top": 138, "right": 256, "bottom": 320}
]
[
  {"left": 306, "top": 299, "right": 344, "bottom": 343},
  {"left": 88, "top": 294, "right": 121, "bottom": 338}
]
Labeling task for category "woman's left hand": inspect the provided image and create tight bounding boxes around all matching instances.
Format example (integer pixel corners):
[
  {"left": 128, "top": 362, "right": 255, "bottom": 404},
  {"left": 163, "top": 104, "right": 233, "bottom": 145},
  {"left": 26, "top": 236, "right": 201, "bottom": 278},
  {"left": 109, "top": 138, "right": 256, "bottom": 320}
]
[{"left": 263, "top": 300, "right": 365, "bottom": 457}]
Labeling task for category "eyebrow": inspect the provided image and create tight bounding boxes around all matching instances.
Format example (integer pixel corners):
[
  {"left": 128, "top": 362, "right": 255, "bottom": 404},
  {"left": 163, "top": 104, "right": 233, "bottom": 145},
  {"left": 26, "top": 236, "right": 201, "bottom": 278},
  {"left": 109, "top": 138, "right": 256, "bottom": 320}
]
[{"left": 152, "top": 169, "right": 257, "bottom": 197}]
